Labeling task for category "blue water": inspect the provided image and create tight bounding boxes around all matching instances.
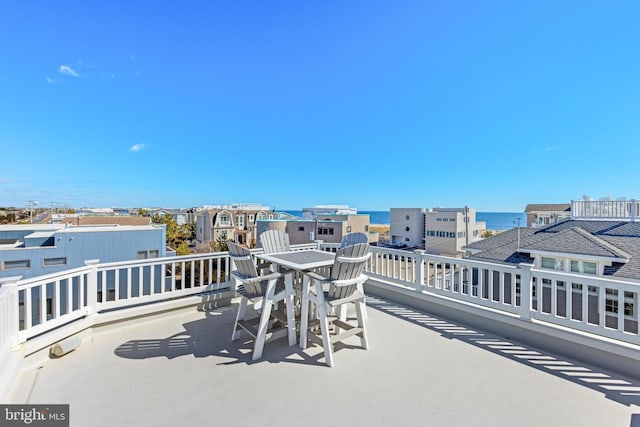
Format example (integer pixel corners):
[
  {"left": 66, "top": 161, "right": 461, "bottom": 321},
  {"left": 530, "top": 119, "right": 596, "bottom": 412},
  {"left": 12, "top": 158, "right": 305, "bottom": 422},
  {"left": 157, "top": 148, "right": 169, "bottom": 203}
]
[{"left": 281, "top": 210, "right": 525, "bottom": 231}]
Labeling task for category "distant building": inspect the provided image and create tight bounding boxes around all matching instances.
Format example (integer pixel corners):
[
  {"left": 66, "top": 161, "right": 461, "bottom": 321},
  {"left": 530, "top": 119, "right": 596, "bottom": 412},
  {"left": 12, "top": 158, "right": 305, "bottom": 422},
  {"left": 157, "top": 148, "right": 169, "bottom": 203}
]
[
  {"left": 525, "top": 204, "right": 571, "bottom": 228},
  {"left": 195, "top": 204, "right": 275, "bottom": 248},
  {"left": 302, "top": 205, "right": 358, "bottom": 219},
  {"left": 390, "top": 207, "right": 486, "bottom": 256},
  {"left": 257, "top": 208, "right": 374, "bottom": 246},
  {"left": 0, "top": 223, "right": 168, "bottom": 280}
]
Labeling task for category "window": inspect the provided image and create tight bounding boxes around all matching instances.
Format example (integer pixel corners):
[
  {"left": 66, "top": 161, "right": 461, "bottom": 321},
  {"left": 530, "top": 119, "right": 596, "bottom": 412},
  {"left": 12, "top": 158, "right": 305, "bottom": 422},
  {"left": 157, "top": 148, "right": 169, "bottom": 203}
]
[
  {"left": 570, "top": 260, "right": 597, "bottom": 275},
  {"left": 137, "top": 250, "right": 159, "bottom": 260},
  {"left": 347, "top": 226, "right": 352, "bottom": 233},
  {"left": 364, "top": 225, "right": 369, "bottom": 232},
  {"left": 219, "top": 214, "right": 230, "bottom": 226},
  {"left": 318, "top": 227, "right": 334, "bottom": 235},
  {"left": 43, "top": 257, "right": 67, "bottom": 267},
  {"left": 237, "top": 215, "right": 245, "bottom": 228},
  {"left": 298, "top": 226, "right": 305, "bottom": 231},
  {"left": 405, "top": 214, "right": 410, "bottom": 220},
  {"left": 3, "top": 259, "right": 30, "bottom": 270},
  {"left": 541, "top": 257, "right": 564, "bottom": 271},
  {"left": 405, "top": 226, "right": 410, "bottom": 232},
  {"left": 248, "top": 214, "right": 255, "bottom": 222}
]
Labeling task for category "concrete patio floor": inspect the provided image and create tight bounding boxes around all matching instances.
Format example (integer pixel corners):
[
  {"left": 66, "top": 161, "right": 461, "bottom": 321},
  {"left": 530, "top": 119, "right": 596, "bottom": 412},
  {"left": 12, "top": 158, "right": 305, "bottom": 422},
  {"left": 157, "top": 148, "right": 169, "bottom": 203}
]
[{"left": 9, "top": 295, "right": 640, "bottom": 426}]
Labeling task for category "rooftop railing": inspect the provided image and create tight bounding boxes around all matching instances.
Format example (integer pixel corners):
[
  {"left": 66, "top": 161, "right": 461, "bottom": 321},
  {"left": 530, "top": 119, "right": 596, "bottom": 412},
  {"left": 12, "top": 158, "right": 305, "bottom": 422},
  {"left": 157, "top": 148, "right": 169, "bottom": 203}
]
[
  {"left": 1, "top": 243, "right": 639, "bottom": 399},
  {"left": 571, "top": 199, "right": 639, "bottom": 221}
]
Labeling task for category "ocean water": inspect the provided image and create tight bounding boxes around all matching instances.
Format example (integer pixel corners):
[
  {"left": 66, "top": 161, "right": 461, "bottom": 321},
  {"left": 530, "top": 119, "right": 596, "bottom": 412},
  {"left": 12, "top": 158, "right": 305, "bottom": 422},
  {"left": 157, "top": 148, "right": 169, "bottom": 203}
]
[{"left": 282, "top": 210, "right": 525, "bottom": 231}]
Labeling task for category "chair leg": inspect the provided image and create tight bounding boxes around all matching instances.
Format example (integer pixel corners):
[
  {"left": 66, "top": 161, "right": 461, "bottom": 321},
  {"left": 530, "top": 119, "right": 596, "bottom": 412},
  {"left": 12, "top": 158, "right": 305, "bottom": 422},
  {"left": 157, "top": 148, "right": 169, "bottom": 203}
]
[
  {"left": 355, "top": 301, "right": 369, "bottom": 350},
  {"left": 252, "top": 299, "right": 273, "bottom": 361},
  {"left": 232, "top": 298, "right": 248, "bottom": 341},
  {"left": 318, "top": 303, "right": 334, "bottom": 367}
]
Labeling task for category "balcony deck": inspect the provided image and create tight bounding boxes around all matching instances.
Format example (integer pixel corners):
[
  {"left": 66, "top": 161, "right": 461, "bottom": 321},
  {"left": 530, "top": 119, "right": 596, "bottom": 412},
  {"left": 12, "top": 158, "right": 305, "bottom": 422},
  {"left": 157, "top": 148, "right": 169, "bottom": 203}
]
[{"left": 9, "top": 294, "right": 640, "bottom": 427}]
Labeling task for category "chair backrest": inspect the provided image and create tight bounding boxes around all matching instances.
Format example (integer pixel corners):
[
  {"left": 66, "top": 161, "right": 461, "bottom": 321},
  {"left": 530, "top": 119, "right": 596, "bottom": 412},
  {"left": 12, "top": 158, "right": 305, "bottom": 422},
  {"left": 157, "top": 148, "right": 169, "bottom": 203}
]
[
  {"left": 228, "top": 242, "right": 263, "bottom": 297},
  {"left": 340, "top": 232, "right": 368, "bottom": 248},
  {"left": 328, "top": 243, "right": 371, "bottom": 300},
  {"left": 260, "top": 230, "right": 290, "bottom": 254}
]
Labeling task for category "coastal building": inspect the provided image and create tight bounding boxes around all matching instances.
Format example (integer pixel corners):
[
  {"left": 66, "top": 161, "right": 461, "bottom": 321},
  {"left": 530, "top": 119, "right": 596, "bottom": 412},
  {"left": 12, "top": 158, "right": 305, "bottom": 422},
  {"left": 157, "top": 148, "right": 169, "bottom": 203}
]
[
  {"left": 525, "top": 203, "right": 571, "bottom": 228},
  {"left": 0, "top": 223, "right": 168, "bottom": 280},
  {"left": 390, "top": 207, "right": 486, "bottom": 256},
  {"left": 390, "top": 208, "right": 425, "bottom": 248},
  {"left": 257, "top": 207, "right": 374, "bottom": 246},
  {"left": 302, "top": 205, "right": 358, "bottom": 219},
  {"left": 195, "top": 204, "right": 275, "bottom": 248}
]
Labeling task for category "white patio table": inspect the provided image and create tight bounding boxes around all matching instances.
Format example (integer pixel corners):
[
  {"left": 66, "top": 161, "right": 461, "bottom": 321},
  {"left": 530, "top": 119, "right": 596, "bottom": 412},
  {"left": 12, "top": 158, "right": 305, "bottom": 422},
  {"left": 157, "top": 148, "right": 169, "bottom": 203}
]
[{"left": 256, "top": 249, "right": 335, "bottom": 346}]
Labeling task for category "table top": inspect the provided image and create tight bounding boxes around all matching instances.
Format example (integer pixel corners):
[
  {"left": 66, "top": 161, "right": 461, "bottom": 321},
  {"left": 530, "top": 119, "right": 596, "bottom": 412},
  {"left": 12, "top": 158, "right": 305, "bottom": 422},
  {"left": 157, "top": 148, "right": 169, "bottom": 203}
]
[{"left": 257, "top": 250, "right": 335, "bottom": 271}]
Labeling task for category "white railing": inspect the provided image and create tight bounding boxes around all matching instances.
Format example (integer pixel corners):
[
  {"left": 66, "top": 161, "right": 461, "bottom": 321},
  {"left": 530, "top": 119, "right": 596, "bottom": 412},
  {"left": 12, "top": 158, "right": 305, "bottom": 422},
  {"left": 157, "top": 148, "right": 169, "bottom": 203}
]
[
  {"left": 0, "top": 277, "right": 20, "bottom": 366},
  {"left": 2, "top": 243, "right": 639, "bottom": 383},
  {"left": 364, "top": 246, "right": 640, "bottom": 346},
  {"left": 96, "top": 252, "right": 230, "bottom": 312},
  {"left": 571, "top": 199, "right": 638, "bottom": 221}
]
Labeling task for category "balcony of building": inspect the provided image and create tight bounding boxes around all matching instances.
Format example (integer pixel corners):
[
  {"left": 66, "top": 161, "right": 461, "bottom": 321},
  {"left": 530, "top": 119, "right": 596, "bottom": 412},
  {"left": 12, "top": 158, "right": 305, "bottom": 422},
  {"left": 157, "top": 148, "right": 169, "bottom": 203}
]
[{"left": 1, "top": 244, "right": 640, "bottom": 425}]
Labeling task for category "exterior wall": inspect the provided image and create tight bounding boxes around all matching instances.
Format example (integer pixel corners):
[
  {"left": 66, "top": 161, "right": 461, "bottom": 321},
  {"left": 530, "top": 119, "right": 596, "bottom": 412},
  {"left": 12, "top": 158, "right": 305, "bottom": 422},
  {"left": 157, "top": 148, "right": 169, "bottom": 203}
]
[
  {"left": 425, "top": 208, "right": 484, "bottom": 256},
  {"left": 257, "top": 215, "right": 372, "bottom": 246},
  {"left": 285, "top": 221, "right": 315, "bottom": 245},
  {"left": 390, "top": 208, "right": 425, "bottom": 247},
  {"left": 0, "top": 225, "right": 167, "bottom": 280}
]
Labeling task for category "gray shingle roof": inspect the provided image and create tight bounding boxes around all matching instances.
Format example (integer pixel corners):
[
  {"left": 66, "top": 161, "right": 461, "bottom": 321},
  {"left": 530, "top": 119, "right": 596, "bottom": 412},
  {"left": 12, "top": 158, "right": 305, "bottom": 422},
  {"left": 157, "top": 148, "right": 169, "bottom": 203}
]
[
  {"left": 464, "top": 220, "right": 640, "bottom": 281},
  {"left": 524, "top": 204, "right": 571, "bottom": 213},
  {"left": 518, "top": 227, "right": 631, "bottom": 260}
]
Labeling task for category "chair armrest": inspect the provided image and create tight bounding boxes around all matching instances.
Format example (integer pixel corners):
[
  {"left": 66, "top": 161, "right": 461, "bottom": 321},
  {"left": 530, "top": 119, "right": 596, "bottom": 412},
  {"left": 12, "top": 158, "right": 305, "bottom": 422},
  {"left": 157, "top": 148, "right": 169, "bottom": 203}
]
[
  {"left": 232, "top": 271, "right": 282, "bottom": 284},
  {"left": 305, "top": 271, "right": 329, "bottom": 283}
]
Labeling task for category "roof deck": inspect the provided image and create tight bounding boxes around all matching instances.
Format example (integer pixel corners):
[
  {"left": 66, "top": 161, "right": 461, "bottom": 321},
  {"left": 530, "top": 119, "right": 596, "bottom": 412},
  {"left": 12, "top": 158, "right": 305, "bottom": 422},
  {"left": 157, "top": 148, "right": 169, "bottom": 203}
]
[
  {"left": 2, "top": 243, "right": 640, "bottom": 426},
  {"left": 8, "top": 294, "right": 640, "bottom": 426}
]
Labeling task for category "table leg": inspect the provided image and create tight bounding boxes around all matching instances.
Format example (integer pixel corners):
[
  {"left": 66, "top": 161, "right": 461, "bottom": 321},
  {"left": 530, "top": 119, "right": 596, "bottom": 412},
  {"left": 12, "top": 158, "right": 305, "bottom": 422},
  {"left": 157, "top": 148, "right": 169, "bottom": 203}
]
[
  {"left": 299, "top": 275, "right": 310, "bottom": 349},
  {"left": 285, "top": 273, "right": 296, "bottom": 346}
]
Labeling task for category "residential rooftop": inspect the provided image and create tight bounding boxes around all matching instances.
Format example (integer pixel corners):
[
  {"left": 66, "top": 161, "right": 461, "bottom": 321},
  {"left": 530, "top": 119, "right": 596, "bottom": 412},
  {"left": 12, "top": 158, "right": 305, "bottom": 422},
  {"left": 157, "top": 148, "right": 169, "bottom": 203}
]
[
  {"left": 8, "top": 295, "right": 640, "bottom": 426},
  {"left": 2, "top": 242, "right": 640, "bottom": 426}
]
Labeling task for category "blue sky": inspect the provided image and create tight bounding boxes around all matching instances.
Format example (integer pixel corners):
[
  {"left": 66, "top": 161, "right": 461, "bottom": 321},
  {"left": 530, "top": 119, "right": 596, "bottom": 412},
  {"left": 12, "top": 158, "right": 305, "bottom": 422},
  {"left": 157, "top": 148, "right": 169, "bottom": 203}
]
[{"left": 1, "top": 1, "right": 639, "bottom": 212}]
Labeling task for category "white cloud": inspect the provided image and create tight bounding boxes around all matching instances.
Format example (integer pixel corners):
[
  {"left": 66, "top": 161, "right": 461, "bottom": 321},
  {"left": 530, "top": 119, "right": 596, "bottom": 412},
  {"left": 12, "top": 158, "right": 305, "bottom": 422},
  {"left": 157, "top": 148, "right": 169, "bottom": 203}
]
[
  {"left": 544, "top": 146, "right": 555, "bottom": 151},
  {"left": 59, "top": 64, "right": 80, "bottom": 77},
  {"left": 46, "top": 77, "right": 54, "bottom": 84},
  {"left": 129, "top": 143, "right": 146, "bottom": 152}
]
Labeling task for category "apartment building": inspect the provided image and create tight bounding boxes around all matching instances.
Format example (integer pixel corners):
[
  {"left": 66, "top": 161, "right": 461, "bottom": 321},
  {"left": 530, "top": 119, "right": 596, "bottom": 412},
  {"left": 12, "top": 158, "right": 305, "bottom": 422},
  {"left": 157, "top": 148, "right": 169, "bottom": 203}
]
[{"left": 390, "top": 207, "right": 486, "bottom": 256}]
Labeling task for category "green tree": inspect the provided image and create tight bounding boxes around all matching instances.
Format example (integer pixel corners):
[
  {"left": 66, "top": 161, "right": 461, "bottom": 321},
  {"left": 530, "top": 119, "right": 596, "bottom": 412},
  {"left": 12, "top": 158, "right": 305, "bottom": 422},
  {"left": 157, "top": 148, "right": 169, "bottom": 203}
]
[
  {"left": 212, "top": 235, "right": 229, "bottom": 252},
  {"left": 481, "top": 230, "right": 495, "bottom": 238},
  {"left": 175, "top": 241, "right": 191, "bottom": 256},
  {"left": 138, "top": 208, "right": 148, "bottom": 217}
]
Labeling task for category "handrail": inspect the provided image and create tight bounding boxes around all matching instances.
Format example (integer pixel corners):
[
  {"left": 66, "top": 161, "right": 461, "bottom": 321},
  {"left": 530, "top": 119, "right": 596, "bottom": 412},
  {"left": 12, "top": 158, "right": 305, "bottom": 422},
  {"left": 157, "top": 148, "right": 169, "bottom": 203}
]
[{"left": 2, "top": 243, "right": 639, "bottom": 383}]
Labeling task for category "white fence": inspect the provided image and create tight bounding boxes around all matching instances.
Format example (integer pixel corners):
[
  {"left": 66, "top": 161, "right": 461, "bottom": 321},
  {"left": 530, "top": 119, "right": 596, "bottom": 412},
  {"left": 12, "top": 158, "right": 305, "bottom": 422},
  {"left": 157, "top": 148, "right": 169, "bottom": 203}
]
[
  {"left": 1, "top": 243, "right": 639, "bottom": 382},
  {"left": 571, "top": 199, "right": 639, "bottom": 221},
  {"left": 364, "top": 246, "right": 640, "bottom": 345}
]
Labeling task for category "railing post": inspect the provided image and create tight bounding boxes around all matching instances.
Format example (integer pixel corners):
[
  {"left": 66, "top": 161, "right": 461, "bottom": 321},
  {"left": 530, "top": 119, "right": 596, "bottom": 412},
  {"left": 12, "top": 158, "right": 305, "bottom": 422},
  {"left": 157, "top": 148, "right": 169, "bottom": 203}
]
[
  {"left": 0, "top": 276, "right": 22, "bottom": 347},
  {"left": 85, "top": 259, "right": 100, "bottom": 316},
  {"left": 414, "top": 250, "right": 425, "bottom": 291},
  {"left": 518, "top": 263, "right": 534, "bottom": 321}
]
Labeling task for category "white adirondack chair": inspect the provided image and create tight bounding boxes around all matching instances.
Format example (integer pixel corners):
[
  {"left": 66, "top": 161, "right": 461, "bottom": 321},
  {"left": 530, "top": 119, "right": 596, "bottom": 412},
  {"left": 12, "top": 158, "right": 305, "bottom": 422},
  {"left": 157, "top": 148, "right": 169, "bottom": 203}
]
[
  {"left": 259, "top": 229, "right": 290, "bottom": 253},
  {"left": 300, "top": 243, "right": 371, "bottom": 367},
  {"left": 340, "top": 232, "right": 368, "bottom": 248},
  {"left": 228, "top": 242, "right": 295, "bottom": 360}
]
